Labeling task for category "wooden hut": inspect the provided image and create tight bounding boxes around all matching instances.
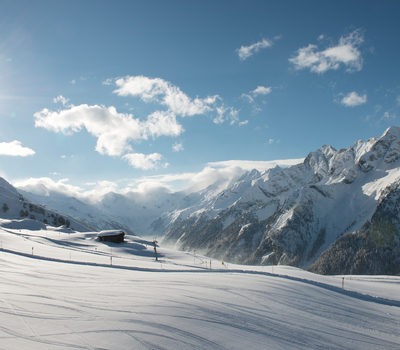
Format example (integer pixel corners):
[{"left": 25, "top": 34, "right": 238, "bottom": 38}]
[{"left": 97, "top": 230, "right": 125, "bottom": 243}]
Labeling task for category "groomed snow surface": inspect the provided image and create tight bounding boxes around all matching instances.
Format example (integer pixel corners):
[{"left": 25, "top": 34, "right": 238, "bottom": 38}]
[{"left": 0, "top": 219, "right": 399, "bottom": 349}]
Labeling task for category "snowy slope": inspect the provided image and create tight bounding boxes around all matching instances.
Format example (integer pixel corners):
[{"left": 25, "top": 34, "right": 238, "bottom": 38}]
[{"left": 0, "top": 218, "right": 399, "bottom": 349}]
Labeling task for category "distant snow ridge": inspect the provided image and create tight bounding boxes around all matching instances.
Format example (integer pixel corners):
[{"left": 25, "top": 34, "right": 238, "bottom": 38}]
[
  {"left": 0, "top": 178, "right": 89, "bottom": 232},
  {"left": 10, "top": 126, "right": 400, "bottom": 274},
  {"left": 159, "top": 126, "right": 400, "bottom": 273}
]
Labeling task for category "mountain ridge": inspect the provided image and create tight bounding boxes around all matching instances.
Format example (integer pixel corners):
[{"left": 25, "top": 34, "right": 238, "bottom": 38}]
[
  {"left": 8, "top": 126, "right": 400, "bottom": 274},
  {"left": 158, "top": 126, "right": 400, "bottom": 273}
]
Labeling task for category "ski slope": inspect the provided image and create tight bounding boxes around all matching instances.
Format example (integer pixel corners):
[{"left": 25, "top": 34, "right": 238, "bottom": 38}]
[{"left": 0, "top": 219, "right": 399, "bottom": 349}]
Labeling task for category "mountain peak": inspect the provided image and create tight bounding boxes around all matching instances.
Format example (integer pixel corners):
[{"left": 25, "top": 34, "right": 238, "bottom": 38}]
[{"left": 383, "top": 125, "right": 400, "bottom": 138}]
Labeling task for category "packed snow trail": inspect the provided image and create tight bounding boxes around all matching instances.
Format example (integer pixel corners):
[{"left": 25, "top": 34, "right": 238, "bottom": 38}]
[{"left": 0, "top": 221, "right": 399, "bottom": 349}]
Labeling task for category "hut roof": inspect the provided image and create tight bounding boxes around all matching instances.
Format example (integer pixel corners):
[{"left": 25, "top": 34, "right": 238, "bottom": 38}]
[{"left": 98, "top": 230, "right": 125, "bottom": 237}]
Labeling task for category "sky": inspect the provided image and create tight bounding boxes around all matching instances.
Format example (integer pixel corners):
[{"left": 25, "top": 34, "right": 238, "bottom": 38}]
[{"left": 1, "top": 0, "right": 400, "bottom": 199}]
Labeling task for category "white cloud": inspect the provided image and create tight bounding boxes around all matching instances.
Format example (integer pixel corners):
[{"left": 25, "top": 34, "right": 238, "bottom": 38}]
[
  {"left": 114, "top": 75, "right": 218, "bottom": 117},
  {"left": 102, "top": 78, "right": 113, "bottom": 85},
  {"left": 0, "top": 140, "right": 35, "bottom": 157},
  {"left": 289, "top": 29, "right": 364, "bottom": 73},
  {"left": 34, "top": 104, "right": 183, "bottom": 157},
  {"left": 269, "top": 139, "right": 274, "bottom": 144},
  {"left": 122, "top": 152, "right": 166, "bottom": 170},
  {"left": 341, "top": 92, "right": 367, "bottom": 107},
  {"left": 241, "top": 86, "right": 272, "bottom": 115},
  {"left": 13, "top": 157, "right": 305, "bottom": 203},
  {"left": 127, "top": 158, "right": 303, "bottom": 194},
  {"left": 53, "top": 95, "right": 70, "bottom": 107},
  {"left": 193, "top": 158, "right": 304, "bottom": 192},
  {"left": 213, "top": 106, "right": 239, "bottom": 125},
  {"left": 240, "top": 93, "right": 254, "bottom": 103},
  {"left": 14, "top": 177, "right": 122, "bottom": 203},
  {"left": 251, "top": 86, "right": 272, "bottom": 96},
  {"left": 14, "top": 177, "right": 84, "bottom": 197},
  {"left": 237, "top": 38, "right": 272, "bottom": 61},
  {"left": 380, "top": 111, "right": 396, "bottom": 122},
  {"left": 114, "top": 75, "right": 242, "bottom": 124},
  {"left": 172, "top": 142, "right": 184, "bottom": 152},
  {"left": 208, "top": 159, "right": 303, "bottom": 171},
  {"left": 71, "top": 79, "right": 76, "bottom": 84},
  {"left": 239, "top": 120, "right": 248, "bottom": 126}
]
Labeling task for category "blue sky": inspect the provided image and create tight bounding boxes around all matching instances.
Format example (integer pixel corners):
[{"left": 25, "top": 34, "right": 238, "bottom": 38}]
[{"left": 1, "top": 0, "right": 400, "bottom": 198}]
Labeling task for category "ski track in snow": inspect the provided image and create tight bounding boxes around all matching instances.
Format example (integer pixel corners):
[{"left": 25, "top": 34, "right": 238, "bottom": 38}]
[{"left": 0, "top": 221, "right": 399, "bottom": 349}]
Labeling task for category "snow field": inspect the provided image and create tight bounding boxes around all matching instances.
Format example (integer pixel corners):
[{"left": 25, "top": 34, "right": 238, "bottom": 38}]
[{"left": 0, "top": 219, "right": 399, "bottom": 349}]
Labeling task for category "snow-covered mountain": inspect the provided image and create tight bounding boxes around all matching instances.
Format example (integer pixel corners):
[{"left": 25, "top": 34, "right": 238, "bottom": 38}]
[
  {"left": 11, "top": 126, "right": 400, "bottom": 274},
  {"left": 16, "top": 189, "right": 137, "bottom": 235},
  {"left": 16, "top": 185, "right": 186, "bottom": 236},
  {"left": 158, "top": 126, "right": 400, "bottom": 272},
  {"left": 0, "top": 177, "right": 90, "bottom": 232}
]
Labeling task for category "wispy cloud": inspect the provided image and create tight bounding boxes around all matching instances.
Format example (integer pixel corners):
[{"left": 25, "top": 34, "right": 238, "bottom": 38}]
[
  {"left": 172, "top": 141, "right": 184, "bottom": 152},
  {"left": 102, "top": 78, "right": 113, "bottom": 85},
  {"left": 289, "top": 29, "right": 364, "bottom": 74},
  {"left": 379, "top": 111, "right": 396, "bottom": 122},
  {"left": 53, "top": 95, "right": 71, "bottom": 107},
  {"left": 237, "top": 38, "right": 273, "bottom": 61},
  {"left": 238, "top": 120, "right": 248, "bottom": 126},
  {"left": 122, "top": 152, "right": 166, "bottom": 170},
  {"left": 341, "top": 92, "right": 367, "bottom": 107},
  {"left": 213, "top": 106, "right": 239, "bottom": 125},
  {"left": 114, "top": 75, "right": 218, "bottom": 117},
  {"left": 251, "top": 86, "right": 272, "bottom": 96},
  {"left": 241, "top": 85, "right": 272, "bottom": 115},
  {"left": 0, "top": 141, "right": 35, "bottom": 157},
  {"left": 242, "top": 86, "right": 272, "bottom": 102}
]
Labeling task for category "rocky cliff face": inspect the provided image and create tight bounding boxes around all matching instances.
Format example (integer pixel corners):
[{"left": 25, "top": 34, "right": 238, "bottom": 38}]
[
  {"left": 159, "top": 127, "right": 400, "bottom": 271},
  {"left": 308, "top": 180, "right": 400, "bottom": 275}
]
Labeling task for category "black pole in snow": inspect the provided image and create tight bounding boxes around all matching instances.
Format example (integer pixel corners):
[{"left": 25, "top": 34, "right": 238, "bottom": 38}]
[{"left": 153, "top": 238, "right": 158, "bottom": 261}]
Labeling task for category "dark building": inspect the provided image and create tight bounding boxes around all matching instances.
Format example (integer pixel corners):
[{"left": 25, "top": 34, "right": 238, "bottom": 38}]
[{"left": 98, "top": 230, "right": 125, "bottom": 243}]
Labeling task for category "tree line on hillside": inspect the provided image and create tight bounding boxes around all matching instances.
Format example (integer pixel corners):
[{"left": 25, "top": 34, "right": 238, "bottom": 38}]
[{"left": 2, "top": 201, "right": 71, "bottom": 228}]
